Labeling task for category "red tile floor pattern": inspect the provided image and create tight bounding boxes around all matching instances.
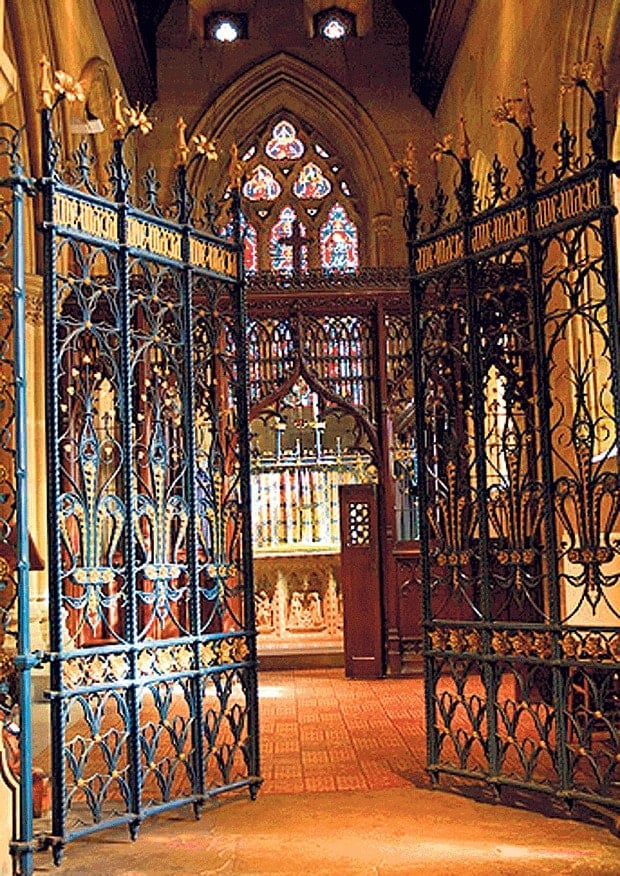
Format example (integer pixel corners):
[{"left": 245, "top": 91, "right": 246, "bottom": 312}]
[{"left": 258, "top": 669, "right": 428, "bottom": 795}]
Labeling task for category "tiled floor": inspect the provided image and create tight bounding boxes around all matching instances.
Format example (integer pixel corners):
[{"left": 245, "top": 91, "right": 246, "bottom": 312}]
[
  {"left": 31, "top": 668, "right": 620, "bottom": 874},
  {"left": 258, "top": 669, "right": 427, "bottom": 794}
]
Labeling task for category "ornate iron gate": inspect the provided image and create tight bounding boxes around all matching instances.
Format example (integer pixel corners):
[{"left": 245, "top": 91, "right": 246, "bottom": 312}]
[
  {"left": 397, "top": 53, "right": 619, "bottom": 818},
  {"left": 35, "top": 71, "right": 260, "bottom": 866}
]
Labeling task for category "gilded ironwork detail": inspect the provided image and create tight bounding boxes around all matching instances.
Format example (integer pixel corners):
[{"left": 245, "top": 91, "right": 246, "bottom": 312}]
[
  {"left": 62, "top": 652, "right": 130, "bottom": 690},
  {"left": 430, "top": 461, "right": 475, "bottom": 591},
  {"left": 199, "top": 636, "right": 249, "bottom": 668},
  {"left": 390, "top": 139, "right": 418, "bottom": 187},
  {"left": 470, "top": 207, "right": 528, "bottom": 253},
  {"left": 189, "top": 236, "right": 237, "bottom": 277},
  {"left": 402, "top": 59, "right": 619, "bottom": 819},
  {"left": 560, "top": 630, "right": 620, "bottom": 663},
  {"left": 127, "top": 216, "right": 183, "bottom": 261},
  {"left": 534, "top": 179, "right": 599, "bottom": 231},
  {"left": 415, "top": 231, "right": 464, "bottom": 273},
  {"left": 53, "top": 192, "right": 117, "bottom": 241}
]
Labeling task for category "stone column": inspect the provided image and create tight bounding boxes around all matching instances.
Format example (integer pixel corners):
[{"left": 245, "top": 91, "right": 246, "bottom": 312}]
[
  {"left": 370, "top": 213, "right": 392, "bottom": 266},
  {"left": 24, "top": 276, "right": 48, "bottom": 661}
]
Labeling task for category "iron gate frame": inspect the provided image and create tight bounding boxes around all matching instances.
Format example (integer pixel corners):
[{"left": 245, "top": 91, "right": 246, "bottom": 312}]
[
  {"left": 0, "top": 72, "right": 262, "bottom": 874},
  {"left": 0, "top": 120, "right": 38, "bottom": 876},
  {"left": 396, "top": 59, "right": 620, "bottom": 820}
]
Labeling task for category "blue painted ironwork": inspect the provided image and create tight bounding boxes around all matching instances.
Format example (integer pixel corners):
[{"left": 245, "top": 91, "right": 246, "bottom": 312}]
[
  {"left": 0, "top": 121, "right": 38, "bottom": 876},
  {"left": 35, "top": 94, "right": 260, "bottom": 868},
  {"left": 397, "top": 68, "right": 620, "bottom": 822}
]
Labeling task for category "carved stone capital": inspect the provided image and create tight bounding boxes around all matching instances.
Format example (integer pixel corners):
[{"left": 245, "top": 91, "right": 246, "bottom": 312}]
[{"left": 371, "top": 213, "right": 392, "bottom": 237}]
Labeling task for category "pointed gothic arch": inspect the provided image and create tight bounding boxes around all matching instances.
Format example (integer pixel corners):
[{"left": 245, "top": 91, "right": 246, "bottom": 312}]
[{"left": 187, "top": 53, "right": 398, "bottom": 266}]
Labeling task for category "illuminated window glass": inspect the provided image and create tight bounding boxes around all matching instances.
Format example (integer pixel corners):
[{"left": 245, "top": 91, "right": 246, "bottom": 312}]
[
  {"left": 243, "top": 164, "right": 282, "bottom": 201},
  {"left": 205, "top": 12, "right": 248, "bottom": 42},
  {"left": 314, "top": 8, "right": 356, "bottom": 41},
  {"left": 243, "top": 220, "right": 258, "bottom": 273},
  {"left": 270, "top": 206, "right": 308, "bottom": 274},
  {"left": 237, "top": 116, "right": 362, "bottom": 272},
  {"left": 222, "top": 212, "right": 258, "bottom": 274},
  {"left": 320, "top": 203, "right": 358, "bottom": 272},
  {"left": 293, "top": 162, "right": 332, "bottom": 200},
  {"left": 265, "top": 121, "right": 305, "bottom": 161}
]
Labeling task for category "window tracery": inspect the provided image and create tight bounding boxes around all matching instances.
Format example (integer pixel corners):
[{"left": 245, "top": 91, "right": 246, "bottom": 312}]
[
  {"left": 243, "top": 164, "right": 282, "bottom": 201},
  {"left": 234, "top": 116, "right": 362, "bottom": 273},
  {"left": 270, "top": 206, "right": 308, "bottom": 274}
]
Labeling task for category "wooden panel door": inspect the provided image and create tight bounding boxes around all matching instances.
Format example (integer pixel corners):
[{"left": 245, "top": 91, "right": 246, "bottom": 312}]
[{"left": 339, "top": 483, "right": 383, "bottom": 678}]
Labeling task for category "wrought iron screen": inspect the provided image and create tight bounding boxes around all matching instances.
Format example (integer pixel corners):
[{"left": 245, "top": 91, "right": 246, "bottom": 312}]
[
  {"left": 38, "top": 85, "right": 259, "bottom": 862},
  {"left": 397, "top": 67, "right": 620, "bottom": 816}
]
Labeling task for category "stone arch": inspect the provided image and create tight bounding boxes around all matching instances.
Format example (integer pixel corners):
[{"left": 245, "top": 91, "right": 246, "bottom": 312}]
[{"left": 188, "top": 53, "right": 398, "bottom": 265}]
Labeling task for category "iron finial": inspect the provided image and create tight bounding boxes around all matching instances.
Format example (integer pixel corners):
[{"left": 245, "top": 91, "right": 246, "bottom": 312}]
[
  {"left": 228, "top": 142, "right": 246, "bottom": 189},
  {"left": 591, "top": 37, "right": 606, "bottom": 92},
  {"left": 457, "top": 116, "right": 471, "bottom": 161},
  {"left": 175, "top": 116, "right": 189, "bottom": 167},
  {"left": 518, "top": 79, "right": 535, "bottom": 129},
  {"left": 39, "top": 55, "right": 54, "bottom": 110},
  {"left": 390, "top": 139, "right": 418, "bottom": 186}
]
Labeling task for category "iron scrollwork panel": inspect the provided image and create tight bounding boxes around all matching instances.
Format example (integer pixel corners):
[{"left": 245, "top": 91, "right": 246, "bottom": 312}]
[
  {"left": 541, "top": 219, "right": 620, "bottom": 624},
  {"left": 50, "top": 233, "right": 136, "bottom": 836},
  {"left": 539, "top": 209, "right": 620, "bottom": 803},
  {"left": 192, "top": 274, "right": 258, "bottom": 793},
  {"left": 129, "top": 257, "right": 191, "bottom": 640},
  {"left": 193, "top": 276, "right": 245, "bottom": 635},
  {"left": 411, "top": 86, "right": 619, "bottom": 814},
  {"left": 45, "top": 226, "right": 259, "bottom": 847},
  {"left": 55, "top": 238, "right": 125, "bottom": 648},
  {"left": 419, "top": 267, "right": 480, "bottom": 620},
  {"left": 475, "top": 251, "right": 547, "bottom": 622}
]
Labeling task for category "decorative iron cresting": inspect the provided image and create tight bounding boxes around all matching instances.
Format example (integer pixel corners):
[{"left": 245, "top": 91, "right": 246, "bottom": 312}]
[
  {"left": 394, "top": 41, "right": 620, "bottom": 822},
  {"left": 35, "top": 61, "right": 260, "bottom": 871}
]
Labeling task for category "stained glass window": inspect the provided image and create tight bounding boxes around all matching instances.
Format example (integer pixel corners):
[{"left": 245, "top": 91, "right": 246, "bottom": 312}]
[
  {"left": 222, "top": 212, "right": 257, "bottom": 274},
  {"left": 270, "top": 206, "right": 308, "bottom": 274},
  {"left": 320, "top": 203, "right": 359, "bottom": 273},
  {"left": 293, "top": 162, "right": 332, "bottom": 200},
  {"left": 243, "top": 220, "right": 258, "bottom": 273},
  {"left": 243, "top": 164, "right": 282, "bottom": 201},
  {"left": 237, "top": 115, "right": 362, "bottom": 272},
  {"left": 265, "top": 121, "right": 305, "bottom": 161}
]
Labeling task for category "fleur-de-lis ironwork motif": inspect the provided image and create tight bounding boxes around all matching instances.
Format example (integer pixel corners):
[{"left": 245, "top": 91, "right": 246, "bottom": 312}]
[
  {"left": 112, "top": 87, "right": 152, "bottom": 140},
  {"left": 60, "top": 407, "right": 125, "bottom": 636},
  {"left": 135, "top": 417, "right": 189, "bottom": 628},
  {"left": 429, "top": 460, "right": 476, "bottom": 592},
  {"left": 555, "top": 361, "right": 620, "bottom": 617},
  {"left": 488, "top": 424, "right": 545, "bottom": 593},
  {"left": 39, "top": 55, "right": 85, "bottom": 110}
]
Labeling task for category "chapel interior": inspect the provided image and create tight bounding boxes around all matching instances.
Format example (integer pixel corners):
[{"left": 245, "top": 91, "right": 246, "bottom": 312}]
[{"left": 0, "top": 0, "right": 619, "bottom": 873}]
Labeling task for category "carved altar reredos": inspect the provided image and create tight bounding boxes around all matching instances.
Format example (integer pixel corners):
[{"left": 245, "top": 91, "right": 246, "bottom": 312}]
[{"left": 254, "top": 550, "right": 343, "bottom": 655}]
